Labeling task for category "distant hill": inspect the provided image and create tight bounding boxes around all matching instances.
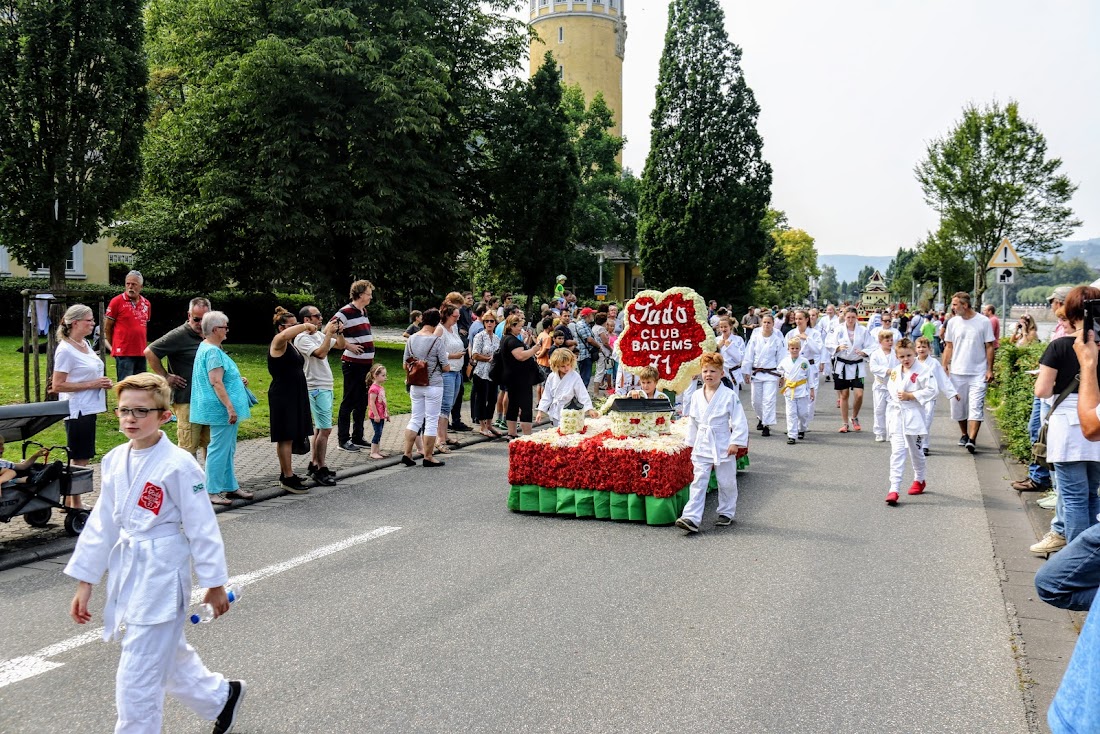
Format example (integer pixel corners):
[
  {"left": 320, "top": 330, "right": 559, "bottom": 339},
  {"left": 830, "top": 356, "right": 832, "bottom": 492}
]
[
  {"left": 819, "top": 255, "right": 894, "bottom": 283},
  {"left": 1058, "top": 238, "right": 1100, "bottom": 268},
  {"left": 820, "top": 238, "right": 1100, "bottom": 282}
]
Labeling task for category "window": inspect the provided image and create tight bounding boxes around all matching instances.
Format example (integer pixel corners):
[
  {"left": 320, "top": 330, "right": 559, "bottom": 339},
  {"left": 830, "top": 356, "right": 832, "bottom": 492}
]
[
  {"left": 558, "top": 65, "right": 564, "bottom": 80},
  {"left": 558, "top": 26, "right": 564, "bottom": 42},
  {"left": 31, "top": 241, "right": 84, "bottom": 278},
  {"left": 0, "top": 245, "right": 9, "bottom": 275}
]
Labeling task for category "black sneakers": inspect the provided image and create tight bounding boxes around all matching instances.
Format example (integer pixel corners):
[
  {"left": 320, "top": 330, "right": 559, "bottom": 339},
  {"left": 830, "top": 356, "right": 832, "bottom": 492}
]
[
  {"left": 756, "top": 420, "right": 764, "bottom": 431},
  {"left": 213, "top": 679, "right": 246, "bottom": 734},
  {"left": 715, "top": 515, "right": 734, "bottom": 527},
  {"left": 787, "top": 437, "right": 796, "bottom": 444},
  {"left": 957, "top": 435, "right": 968, "bottom": 447},
  {"left": 339, "top": 440, "right": 360, "bottom": 453},
  {"left": 675, "top": 517, "right": 700, "bottom": 533},
  {"left": 308, "top": 464, "right": 337, "bottom": 486},
  {"left": 279, "top": 475, "right": 309, "bottom": 494},
  {"left": 965, "top": 438, "right": 976, "bottom": 454},
  {"left": 761, "top": 426, "right": 770, "bottom": 437}
]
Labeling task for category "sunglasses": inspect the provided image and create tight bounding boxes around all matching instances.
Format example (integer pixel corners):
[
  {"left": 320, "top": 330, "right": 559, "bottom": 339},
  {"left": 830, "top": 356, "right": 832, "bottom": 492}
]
[{"left": 191, "top": 317, "right": 203, "bottom": 323}]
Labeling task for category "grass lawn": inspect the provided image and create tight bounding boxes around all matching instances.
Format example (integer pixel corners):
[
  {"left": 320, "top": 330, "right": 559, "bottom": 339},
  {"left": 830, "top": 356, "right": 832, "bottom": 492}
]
[{"left": 0, "top": 336, "right": 441, "bottom": 464}]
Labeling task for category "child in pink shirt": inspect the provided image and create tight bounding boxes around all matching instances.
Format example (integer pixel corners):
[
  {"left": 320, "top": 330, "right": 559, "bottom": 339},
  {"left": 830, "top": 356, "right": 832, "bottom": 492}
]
[{"left": 367, "top": 365, "right": 390, "bottom": 459}]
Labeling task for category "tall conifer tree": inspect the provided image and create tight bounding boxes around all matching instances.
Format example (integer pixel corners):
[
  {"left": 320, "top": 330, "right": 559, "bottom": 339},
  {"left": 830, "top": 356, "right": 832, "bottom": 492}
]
[{"left": 638, "top": 0, "right": 771, "bottom": 305}]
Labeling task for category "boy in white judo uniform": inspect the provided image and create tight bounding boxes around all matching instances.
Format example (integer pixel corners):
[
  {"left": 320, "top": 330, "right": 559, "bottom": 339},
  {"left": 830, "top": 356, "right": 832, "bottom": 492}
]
[
  {"left": 778, "top": 337, "right": 814, "bottom": 444},
  {"left": 869, "top": 331, "right": 899, "bottom": 442},
  {"left": 742, "top": 314, "right": 786, "bottom": 437},
  {"left": 915, "top": 336, "right": 960, "bottom": 455},
  {"left": 786, "top": 310, "right": 823, "bottom": 423},
  {"left": 536, "top": 348, "right": 599, "bottom": 426},
  {"left": 66, "top": 373, "right": 246, "bottom": 734},
  {"left": 675, "top": 352, "right": 750, "bottom": 533},
  {"left": 884, "top": 338, "right": 938, "bottom": 505}
]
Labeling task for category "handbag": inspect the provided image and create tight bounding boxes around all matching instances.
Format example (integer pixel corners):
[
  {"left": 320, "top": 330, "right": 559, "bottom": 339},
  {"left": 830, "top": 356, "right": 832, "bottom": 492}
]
[
  {"left": 528, "top": 357, "right": 546, "bottom": 386},
  {"left": 1032, "top": 375, "right": 1080, "bottom": 468},
  {"left": 405, "top": 337, "right": 440, "bottom": 388},
  {"left": 488, "top": 350, "right": 505, "bottom": 384}
]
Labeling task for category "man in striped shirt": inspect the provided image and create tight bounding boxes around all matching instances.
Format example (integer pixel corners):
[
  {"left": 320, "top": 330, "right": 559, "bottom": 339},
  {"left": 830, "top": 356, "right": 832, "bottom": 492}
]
[{"left": 332, "top": 280, "right": 375, "bottom": 452}]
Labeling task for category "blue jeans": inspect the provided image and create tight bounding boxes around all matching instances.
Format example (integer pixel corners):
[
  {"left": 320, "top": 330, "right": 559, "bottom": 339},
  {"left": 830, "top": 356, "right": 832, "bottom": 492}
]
[
  {"left": 1028, "top": 397, "right": 1052, "bottom": 486},
  {"left": 370, "top": 419, "right": 385, "bottom": 445},
  {"left": 1052, "top": 461, "right": 1100, "bottom": 544},
  {"left": 441, "top": 371, "right": 460, "bottom": 416},
  {"left": 115, "top": 356, "right": 146, "bottom": 381},
  {"left": 578, "top": 357, "right": 592, "bottom": 387},
  {"left": 1036, "top": 523, "right": 1100, "bottom": 611}
]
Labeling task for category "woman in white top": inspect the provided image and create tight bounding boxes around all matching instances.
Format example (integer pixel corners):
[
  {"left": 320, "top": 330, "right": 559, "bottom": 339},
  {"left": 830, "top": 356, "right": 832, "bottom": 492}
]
[
  {"left": 52, "top": 304, "right": 113, "bottom": 509},
  {"left": 469, "top": 313, "right": 502, "bottom": 437},
  {"left": 434, "top": 304, "right": 467, "bottom": 452}
]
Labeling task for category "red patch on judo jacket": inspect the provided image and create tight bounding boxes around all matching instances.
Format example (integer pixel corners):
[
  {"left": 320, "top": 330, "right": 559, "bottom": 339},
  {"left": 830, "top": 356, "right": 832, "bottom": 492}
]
[{"left": 138, "top": 482, "right": 164, "bottom": 515}]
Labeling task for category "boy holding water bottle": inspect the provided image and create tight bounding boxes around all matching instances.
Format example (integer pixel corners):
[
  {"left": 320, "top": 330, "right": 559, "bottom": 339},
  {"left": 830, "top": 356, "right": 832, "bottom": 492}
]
[{"left": 65, "top": 373, "right": 246, "bottom": 734}]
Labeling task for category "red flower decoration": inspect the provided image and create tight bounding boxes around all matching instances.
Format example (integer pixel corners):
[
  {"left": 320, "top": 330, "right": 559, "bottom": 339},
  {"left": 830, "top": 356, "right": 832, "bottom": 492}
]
[
  {"left": 618, "top": 291, "right": 708, "bottom": 382},
  {"left": 655, "top": 417, "right": 666, "bottom": 425},
  {"left": 508, "top": 431, "right": 694, "bottom": 498},
  {"left": 629, "top": 418, "right": 641, "bottom": 425},
  {"left": 910, "top": 372, "right": 918, "bottom": 383}
]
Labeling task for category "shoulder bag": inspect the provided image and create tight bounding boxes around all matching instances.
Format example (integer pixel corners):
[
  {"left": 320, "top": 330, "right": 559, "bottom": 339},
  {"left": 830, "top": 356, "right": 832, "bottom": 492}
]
[
  {"left": 405, "top": 337, "right": 440, "bottom": 388},
  {"left": 1032, "top": 375, "right": 1079, "bottom": 468}
]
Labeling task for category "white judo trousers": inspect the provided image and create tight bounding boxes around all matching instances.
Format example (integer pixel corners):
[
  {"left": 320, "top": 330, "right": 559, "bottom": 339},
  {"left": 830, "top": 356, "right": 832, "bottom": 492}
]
[
  {"left": 889, "top": 432, "right": 925, "bottom": 492},
  {"left": 922, "top": 398, "right": 936, "bottom": 450},
  {"left": 681, "top": 459, "right": 738, "bottom": 525},
  {"left": 873, "top": 384, "right": 890, "bottom": 438},
  {"left": 785, "top": 395, "right": 810, "bottom": 439},
  {"left": 751, "top": 380, "right": 778, "bottom": 427},
  {"left": 116, "top": 617, "right": 227, "bottom": 733}
]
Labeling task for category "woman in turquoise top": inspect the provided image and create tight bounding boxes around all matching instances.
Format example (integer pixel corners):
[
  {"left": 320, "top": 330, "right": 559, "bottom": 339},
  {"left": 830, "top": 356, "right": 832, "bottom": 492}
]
[{"left": 190, "top": 311, "right": 253, "bottom": 505}]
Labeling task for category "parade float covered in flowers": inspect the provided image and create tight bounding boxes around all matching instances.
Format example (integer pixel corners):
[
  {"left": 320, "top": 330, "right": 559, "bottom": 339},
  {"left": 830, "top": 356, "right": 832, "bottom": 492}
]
[{"left": 507, "top": 287, "right": 747, "bottom": 526}]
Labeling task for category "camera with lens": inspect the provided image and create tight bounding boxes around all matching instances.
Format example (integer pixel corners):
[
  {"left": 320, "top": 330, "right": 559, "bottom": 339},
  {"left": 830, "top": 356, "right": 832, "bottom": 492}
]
[{"left": 1083, "top": 299, "right": 1100, "bottom": 341}]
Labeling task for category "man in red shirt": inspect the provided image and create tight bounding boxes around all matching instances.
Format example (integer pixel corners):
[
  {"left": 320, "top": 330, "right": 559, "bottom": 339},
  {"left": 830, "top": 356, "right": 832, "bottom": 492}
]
[
  {"left": 104, "top": 270, "right": 151, "bottom": 380},
  {"left": 982, "top": 303, "right": 1001, "bottom": 347}
]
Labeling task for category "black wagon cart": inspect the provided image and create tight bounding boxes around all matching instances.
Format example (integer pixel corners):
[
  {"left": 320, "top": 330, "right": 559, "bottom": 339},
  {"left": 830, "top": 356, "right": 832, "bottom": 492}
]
[{"left": 0, "top": 400, "right": 94, "bottom": 536}]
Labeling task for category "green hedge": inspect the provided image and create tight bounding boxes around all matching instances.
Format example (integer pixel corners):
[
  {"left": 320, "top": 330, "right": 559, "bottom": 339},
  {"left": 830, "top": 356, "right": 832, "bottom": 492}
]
[
  {"left": 988, "top": 339, "right": 1046, "bottom": 462},
  {"left": 0, "top": 278, "right": 407, "bottom": 343}
]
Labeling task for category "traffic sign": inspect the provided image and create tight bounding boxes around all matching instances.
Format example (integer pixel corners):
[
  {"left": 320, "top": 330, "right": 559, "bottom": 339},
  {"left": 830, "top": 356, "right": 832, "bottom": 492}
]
[
  {"left": 594, "top": 284, "right": 608, "bottom": 296},
  {"left": 996, "top": 268, "right": 1015, "bottom": 285},
  {"left": 987, "top": 238, "right": 1023, "bottom": 269}
]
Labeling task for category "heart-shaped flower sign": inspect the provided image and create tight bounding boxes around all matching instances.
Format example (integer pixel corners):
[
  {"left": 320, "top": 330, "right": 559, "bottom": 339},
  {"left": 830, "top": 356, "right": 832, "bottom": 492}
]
[{"left": 617, "top": 287, "right": 716, "bottom": 393}]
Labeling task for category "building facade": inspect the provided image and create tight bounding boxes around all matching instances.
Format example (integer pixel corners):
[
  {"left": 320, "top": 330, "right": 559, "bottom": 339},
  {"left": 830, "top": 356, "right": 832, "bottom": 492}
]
[
  {"left": 0, "top": 234, "right": 134, "bottom": 285},
  {"left": 529, "top": 0, "right": 639, "bottom": 303}
]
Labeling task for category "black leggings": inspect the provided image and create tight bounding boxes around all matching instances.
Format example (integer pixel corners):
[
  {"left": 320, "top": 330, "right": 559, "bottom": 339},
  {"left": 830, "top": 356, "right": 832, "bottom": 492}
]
[
  {"left": 505, "top": 382, "right": 532, "bottom": 423},
  {"left": 471, "top": 376, "right": 498, "bottom": 423}
]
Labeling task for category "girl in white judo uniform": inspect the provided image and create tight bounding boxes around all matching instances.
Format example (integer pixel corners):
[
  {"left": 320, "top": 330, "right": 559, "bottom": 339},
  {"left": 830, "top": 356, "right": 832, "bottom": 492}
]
[
  {"left": 884, "top": 339, "right": 938, "bottom": 505},
  {"left": 715, "top": 317, "right": 745, "bottom": 389},
  {"left": 675, "top": 352, "right": 750, "bottom": 533},
  {"left": 869, "top": 331, "right": 899, "bottom": 442},
  {"left": 742, "top": 314, "right": 786, "bottom": 437},
  {"left": 915, "top": 336, "right": 959, "bottom": 455},
  {"left": 777, "top": 338, "right": 815, "bottom": 444},
  {"left": 786, "top": 310, "right": 823, "bottom": 423},
  {"left": 66, "top": 374, "right": 245, "bottom": 734},
  {"left": 833, "top": 307, "right": 875, "bottom": 433},
  {"left": 536, "top": 348, "right": 599, "bottom": 426}
]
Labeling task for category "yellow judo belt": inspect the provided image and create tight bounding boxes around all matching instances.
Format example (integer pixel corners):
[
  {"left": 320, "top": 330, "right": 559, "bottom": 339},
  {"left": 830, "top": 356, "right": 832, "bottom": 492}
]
[{"left": 781, "top": 378, "right": 808, "bottom": 398}]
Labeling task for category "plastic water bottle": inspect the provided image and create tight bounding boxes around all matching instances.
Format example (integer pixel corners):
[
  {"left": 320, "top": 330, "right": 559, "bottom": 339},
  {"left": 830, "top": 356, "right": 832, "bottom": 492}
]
[{"left": 189, "top": 584, "right": 243, "bottom": 624}]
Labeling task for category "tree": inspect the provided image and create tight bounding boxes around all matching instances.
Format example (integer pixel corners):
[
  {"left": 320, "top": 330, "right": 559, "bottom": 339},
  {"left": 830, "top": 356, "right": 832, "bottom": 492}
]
[
  {"left": 0, "top": 0, "right": 149, "bottom": 288},
  {"left": 637, "top": 0, "right": 772, "bottom": 309},
  {"left": 484, "top": 52, "right": 580, "bottom": 314},
  {"left": 750, "top": 211, "right": 818, "bottom": 306},
  {"left": 122, "top": 0, "right": 527, "bottom": 301},
  {"left": 818, "top": 265, "right": 839, "bottom": 305},
  {"left": 915, "top": 100, "right": 1081, "bottom": 299}
]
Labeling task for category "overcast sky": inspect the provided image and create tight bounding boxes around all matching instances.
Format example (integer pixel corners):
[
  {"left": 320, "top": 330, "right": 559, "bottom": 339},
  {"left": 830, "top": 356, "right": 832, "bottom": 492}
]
[{"left": 526, "top": 1, "right": 1099, "bottom": 256}]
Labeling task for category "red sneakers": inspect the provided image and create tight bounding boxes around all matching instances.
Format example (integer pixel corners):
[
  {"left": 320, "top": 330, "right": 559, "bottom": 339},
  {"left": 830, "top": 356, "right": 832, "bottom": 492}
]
[
  {"left": 908, "top": 480, "right": 926, "bottom": 495},
  {"left": 838, "top": 424, "right": 849, "bottom": 433},
  {"left": 885, "top": 491, "right": 899, "bottom": 505}
]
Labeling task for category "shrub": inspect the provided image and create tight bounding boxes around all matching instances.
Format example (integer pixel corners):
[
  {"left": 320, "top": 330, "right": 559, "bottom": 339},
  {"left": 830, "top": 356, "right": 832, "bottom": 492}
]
[
  {"left": 0, "top": 279, "right": 402, "bottom": 343},
  {"left": 988, "top": 340, "right": 1046, "bottom": 462}
]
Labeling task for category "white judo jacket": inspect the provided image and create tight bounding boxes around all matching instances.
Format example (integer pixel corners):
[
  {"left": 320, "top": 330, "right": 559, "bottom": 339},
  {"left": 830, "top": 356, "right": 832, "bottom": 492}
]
[
  {"left": 778, "top": 355, "right": 813, "bottom": 400},
  {"left": 834, "top": 324, "right": 875, "bottom": 381},
  {"left": 683, "top": 383, "right": 750, "bottom": 466},
  {"left": 918, "top": 357, "right": 958, "bottom": 400},
  {"left": 869, "top": 348, "right": 900, "bottom": 390},
  {"left": 742, "top": 332, "right": 786, "bottom": 383},
  {"left": 885, "top": 363, "right": 939, "bottom": 436},
  {"left": 65, "top": 433, "right": 229, "bottom": 640},
  {"left": 536, "top": 369, "right": 593, "bottom": 424},
  {"left": 716, "top": 334, "right": 745, "bottom": 385}
]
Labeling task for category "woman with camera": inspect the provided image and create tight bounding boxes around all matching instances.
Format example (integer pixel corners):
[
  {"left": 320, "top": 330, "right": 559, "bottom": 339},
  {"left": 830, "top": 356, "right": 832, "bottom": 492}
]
[{"left": 1031, "top": 286, "right": 1100, "bottom": 554}]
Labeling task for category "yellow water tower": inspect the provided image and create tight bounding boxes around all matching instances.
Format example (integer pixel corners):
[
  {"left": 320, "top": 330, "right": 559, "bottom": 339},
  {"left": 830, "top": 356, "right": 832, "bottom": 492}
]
[{"left": 528, "top": 0, "right": 627, "bottom": 143}]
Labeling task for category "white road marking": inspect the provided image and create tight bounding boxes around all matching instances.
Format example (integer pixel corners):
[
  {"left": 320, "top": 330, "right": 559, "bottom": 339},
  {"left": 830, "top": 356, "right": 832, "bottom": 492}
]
[{"left": 0, "top": 526, "right": 401, "bottom": 689}]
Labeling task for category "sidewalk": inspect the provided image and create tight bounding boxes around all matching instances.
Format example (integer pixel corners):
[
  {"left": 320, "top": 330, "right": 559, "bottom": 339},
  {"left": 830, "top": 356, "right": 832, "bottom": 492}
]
[{"left": 0, "top": 399, "right": 496, "bottom": 569}]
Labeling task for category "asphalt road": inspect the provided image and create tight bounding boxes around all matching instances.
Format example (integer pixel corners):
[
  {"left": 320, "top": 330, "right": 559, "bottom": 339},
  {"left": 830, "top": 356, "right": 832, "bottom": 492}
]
[{"left": 0, "top": 394, "right": 1032, "bottom": 733}]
